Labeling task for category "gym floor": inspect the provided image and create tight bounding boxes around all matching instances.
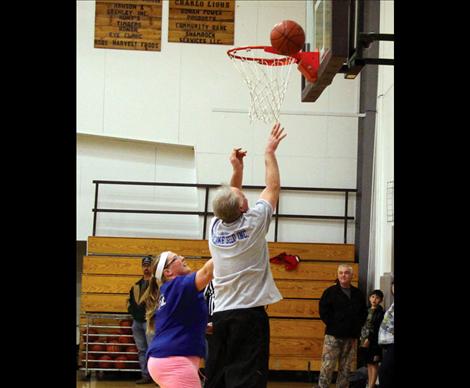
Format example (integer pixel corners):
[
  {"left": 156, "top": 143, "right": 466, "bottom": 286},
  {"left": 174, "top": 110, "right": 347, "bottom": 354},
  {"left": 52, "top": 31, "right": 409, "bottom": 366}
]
[
  {"left": 76, "top": 380, "right": 316, "bottom": 388},
  {"left": 75, "top": 372, "right": 325, "bottom": 387}
]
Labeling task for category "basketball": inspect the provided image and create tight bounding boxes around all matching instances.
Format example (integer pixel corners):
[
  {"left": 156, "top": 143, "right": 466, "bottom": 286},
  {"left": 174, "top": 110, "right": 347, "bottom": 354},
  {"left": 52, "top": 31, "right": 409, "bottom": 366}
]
[
  {"left": 98, "top": 354, "right": 113, "bottom": 369},
  {"left": 89, "top": 343, "right": 105, "bottom": 352},
  {"left": 84, "top": 352, "right": 98, "bottom": 368},
  {"left": 115, "top": 355, "right": 128, "bottom": 369},
  {"left": 82, "top": 328, "right": 98, "bottom": 343},
  {"left": 106, "top": 344, "right": 121, "bottom": 353},
  {"left": 126, "top": 344, "right": 138, "bottom": 352},
  {"left": 119, "top": 319, "right": 133, "bottom": 334},
  {"left": 126, "top": 345, "right": 139, "bottom": 360},
  {"left": 270, "top": 20, "right": 305, "bottom": 56},
  {"left": 118, "top": 335, "right": 133, "bottom": 344}
]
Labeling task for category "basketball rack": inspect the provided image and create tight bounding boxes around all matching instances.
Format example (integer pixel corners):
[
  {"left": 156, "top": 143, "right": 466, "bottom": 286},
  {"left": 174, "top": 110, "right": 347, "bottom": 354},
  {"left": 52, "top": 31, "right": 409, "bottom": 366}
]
[{"left": 79, "top": 313, "right": 140, "bottom": 380}]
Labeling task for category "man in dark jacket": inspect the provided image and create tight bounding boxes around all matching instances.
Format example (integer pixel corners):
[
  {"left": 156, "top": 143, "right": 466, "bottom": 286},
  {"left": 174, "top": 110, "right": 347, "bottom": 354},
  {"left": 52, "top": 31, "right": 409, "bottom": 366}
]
[
  {"left": 127, "top": 255, "right": 154, "bottom": 384},
  {"left": 318, "top": 264, "right": 367, "bottom": 388}
]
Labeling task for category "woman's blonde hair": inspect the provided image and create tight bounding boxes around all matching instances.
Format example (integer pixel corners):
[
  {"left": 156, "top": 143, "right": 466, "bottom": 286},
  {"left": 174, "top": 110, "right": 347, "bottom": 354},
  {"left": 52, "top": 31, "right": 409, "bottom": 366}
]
[{"left": 141, "top": 254, "right": 169, "bottom": 335}]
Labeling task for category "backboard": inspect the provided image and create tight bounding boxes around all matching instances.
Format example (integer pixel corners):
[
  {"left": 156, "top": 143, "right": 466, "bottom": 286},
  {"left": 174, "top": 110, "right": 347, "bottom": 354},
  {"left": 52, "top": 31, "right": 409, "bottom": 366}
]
[
  {"left": 302, "top": 0, "right": 355, "bottom": 102},
  {"left": 302, "top": 0, "right": 394, "bottom": 102}
]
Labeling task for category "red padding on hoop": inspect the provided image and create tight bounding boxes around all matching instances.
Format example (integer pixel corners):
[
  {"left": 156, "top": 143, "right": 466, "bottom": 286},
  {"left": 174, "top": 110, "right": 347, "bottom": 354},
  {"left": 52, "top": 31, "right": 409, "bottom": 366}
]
[{"left": 294, "top": 51, "right": 320, "bottom": 83}]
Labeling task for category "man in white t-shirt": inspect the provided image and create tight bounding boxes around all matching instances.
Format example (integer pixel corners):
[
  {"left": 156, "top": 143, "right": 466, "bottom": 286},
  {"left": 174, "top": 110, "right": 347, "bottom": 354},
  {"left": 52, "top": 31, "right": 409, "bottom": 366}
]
[{"left": 205, "top": 122, "right": 286, "bottom": 388}]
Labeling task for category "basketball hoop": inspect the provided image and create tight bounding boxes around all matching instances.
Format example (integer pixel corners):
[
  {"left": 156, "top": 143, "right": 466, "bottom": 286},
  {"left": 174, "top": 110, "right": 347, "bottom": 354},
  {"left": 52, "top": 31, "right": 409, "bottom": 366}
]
[{"left": 227, "top": 46, "right": 319, "bottom": 124}]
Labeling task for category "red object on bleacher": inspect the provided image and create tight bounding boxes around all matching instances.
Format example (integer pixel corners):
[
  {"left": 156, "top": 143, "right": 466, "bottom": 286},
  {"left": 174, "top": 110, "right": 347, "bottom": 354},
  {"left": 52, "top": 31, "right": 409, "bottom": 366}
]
[{"left": 270, "top": 252, "right": 300, "bottom": 271}]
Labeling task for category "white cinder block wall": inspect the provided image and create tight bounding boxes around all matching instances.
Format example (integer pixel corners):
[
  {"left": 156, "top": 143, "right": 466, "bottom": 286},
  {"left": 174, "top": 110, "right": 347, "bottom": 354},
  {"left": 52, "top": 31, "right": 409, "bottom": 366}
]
[
  {"left": 77, "top": 0, "right": 364, "bottom": 243},
  {"left": 370, "top": 0, "right": 394, "bottom": 287}
]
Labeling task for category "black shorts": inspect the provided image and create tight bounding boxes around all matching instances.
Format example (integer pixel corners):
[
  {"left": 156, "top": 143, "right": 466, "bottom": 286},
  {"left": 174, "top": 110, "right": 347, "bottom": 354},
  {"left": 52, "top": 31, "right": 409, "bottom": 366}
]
[
  {"left": 204, "top": 306, "right": 270, "bottom": 388},
  {"left": 359, "top": 344, "right": 382, "bottom": 365}
]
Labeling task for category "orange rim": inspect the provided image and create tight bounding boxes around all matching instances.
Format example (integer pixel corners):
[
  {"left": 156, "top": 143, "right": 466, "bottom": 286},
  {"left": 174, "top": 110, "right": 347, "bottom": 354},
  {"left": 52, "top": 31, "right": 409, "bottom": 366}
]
[{"left": 227, "top": 46, "right": 298, "bottom": 66}]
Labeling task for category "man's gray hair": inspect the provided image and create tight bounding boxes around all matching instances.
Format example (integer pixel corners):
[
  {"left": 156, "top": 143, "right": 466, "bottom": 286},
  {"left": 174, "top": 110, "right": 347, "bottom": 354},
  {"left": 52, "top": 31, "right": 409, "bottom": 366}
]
[
  {"left": 338, "top": 264, "right": 353, "bottom": 273},
  {"left": 212, "top": 184, "right": 241, "bottom": 223}
]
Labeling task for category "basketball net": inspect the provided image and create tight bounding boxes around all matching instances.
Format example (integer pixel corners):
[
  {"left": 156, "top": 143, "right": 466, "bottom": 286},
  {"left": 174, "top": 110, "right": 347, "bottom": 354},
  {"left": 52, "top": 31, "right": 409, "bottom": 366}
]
[{"left": 228, "top": 46, "right": 296, "bottom": 124}]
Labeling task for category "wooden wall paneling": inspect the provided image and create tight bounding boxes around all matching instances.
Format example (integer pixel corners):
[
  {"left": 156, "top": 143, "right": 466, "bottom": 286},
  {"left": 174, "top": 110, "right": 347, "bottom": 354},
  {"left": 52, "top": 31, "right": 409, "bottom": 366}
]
[
  {"left": 82, "top": 274, "right": 141, "bottom": 293},
  {"left": 87, "top": 237, "right": 354, "bottom": 262},
  {"left": 81, "top": 294, "right": 128, "bottom": 313},
  {"left": 83, "top": 255, "right": 358, "bottom": 281},
  {"left": 83, "top": 256, "right": 144, "bottom": 275},
  {"left": 275, "top": 279, "right": 357, "bottom": 298},
  {"left": 269, "top": 318, "right": 325, "bottom": 338},
  {"left": 87, "top": 237, "right": 211, "bottom": 256},
  {"left": 82, "top": 236, "right": 358, "bottom": 372},
  {"left": 269, "top": 357, "right": 322, "bottom": 371},
  {"left": 82, "top": 256, "right": 208, "bottom": 275},
  {"left": 81, "top": 293, "right": 322, "bottom": 318},
  {"left": 268, "top": 241, "right": 354, "bottom": 261},
  {"left": 267, "top": 299, "right": 320, "bottom": 318},
  {"left": 270, "top": 262, "right": 358, "bottom": 281},
  {"left": 270, "top": 337, "right": 323, "bottom": 358}
]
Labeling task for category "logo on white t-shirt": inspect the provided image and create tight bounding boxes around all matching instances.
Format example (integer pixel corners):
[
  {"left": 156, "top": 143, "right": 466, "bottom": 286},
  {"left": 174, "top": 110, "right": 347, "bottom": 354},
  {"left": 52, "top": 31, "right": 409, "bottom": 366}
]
[{"left": 211, "top": 229, "right": 249, "bottom": 247}]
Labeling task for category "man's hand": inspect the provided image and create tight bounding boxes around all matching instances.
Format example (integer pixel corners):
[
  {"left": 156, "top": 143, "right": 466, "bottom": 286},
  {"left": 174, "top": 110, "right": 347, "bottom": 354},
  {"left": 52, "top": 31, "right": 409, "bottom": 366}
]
[
  {"left": 265, "top": 122, "right": 287, "bottom": 153},
  {"left": 230, "top": 148, "right": 247, "bottom": 170},
  {"left": 230, "top": 148, "right": 246, "bottom": 189}
]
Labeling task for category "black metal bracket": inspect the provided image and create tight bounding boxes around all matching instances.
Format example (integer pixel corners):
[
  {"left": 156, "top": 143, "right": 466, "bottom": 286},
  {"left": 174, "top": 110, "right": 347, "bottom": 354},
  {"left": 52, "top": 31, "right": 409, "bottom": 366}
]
[
  {"left": 340, "top": 32, "right": 394, "bottom": 78},
  {"left": 359, "top": 32, "right": 394, "bottom": 49}
]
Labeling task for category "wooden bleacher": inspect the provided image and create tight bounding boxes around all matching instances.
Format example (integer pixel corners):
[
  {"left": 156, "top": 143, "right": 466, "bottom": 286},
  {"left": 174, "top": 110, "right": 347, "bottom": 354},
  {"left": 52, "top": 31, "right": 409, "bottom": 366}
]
[{"left": 80, "top": 236, "right": 357, "bottom": 372}]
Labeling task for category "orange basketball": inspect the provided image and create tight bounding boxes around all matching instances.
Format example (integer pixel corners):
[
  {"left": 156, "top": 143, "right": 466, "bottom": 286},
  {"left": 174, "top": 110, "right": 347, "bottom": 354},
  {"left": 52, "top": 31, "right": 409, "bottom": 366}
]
[
  {"left": 119, "top": 319, "right": 133, "bottom": 334},
  {"left": 84, "top": 352, "right": 98, "bottom": 368},
  {"left": 98, "top": 354, "right": 113, "bottom": 369},
  {"left": 118, "top": 335, "right": 133, "bottom": 344},
  {"left": 89, "top": 343, "right": 105, "bottom": 352},
  {"left": 82, "top": 328, "right": 98, "bottom": 343},
  {"left": 270, "top": 20, "right": 305, "bottom": 56},
  {"left": 115, "top": 355, "right": 128, "bottom": 369},
  {"left": 106, "top": 344, "right": 121, "bottom": 353},
  {"left": 126, "top": 345, "right": 139, "bottom": 360}
]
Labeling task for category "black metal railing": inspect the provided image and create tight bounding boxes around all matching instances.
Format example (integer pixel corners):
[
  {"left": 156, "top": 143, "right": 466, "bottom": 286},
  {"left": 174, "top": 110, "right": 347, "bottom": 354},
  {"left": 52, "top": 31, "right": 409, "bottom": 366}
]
[{"left": 92, "top": 180, "right": 357, "bottom": 243}]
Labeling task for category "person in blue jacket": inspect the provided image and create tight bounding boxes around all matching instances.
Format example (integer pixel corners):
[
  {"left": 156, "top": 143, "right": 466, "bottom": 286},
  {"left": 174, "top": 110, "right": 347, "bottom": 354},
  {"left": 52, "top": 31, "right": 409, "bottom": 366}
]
[{"left": 142, "top": 251, "right": 213, "bottom": 388}]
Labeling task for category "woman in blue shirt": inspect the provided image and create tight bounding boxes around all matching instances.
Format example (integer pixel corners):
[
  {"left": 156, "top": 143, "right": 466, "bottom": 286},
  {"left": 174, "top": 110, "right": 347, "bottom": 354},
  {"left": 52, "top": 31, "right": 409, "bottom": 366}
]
[{"left": 142, "top": 251, "right": 213, "bottom": 388}]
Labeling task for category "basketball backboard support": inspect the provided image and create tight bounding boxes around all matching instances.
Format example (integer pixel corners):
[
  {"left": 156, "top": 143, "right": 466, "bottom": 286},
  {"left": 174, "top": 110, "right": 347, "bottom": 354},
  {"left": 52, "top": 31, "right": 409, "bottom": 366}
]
[{"left": 302, "top": 0, "right": 394, "bottom": 102}]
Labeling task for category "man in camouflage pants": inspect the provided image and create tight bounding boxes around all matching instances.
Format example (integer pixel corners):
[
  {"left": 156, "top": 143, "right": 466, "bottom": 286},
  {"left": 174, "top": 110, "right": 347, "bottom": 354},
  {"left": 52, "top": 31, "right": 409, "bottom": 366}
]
[{"left": 317, "top": 264, "right": 367, "bottom": 388}]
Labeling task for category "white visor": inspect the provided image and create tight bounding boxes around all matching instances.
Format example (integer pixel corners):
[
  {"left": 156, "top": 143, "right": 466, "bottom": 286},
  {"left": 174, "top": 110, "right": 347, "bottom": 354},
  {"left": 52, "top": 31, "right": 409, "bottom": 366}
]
[{"left": 155, "top": 251, "right": 170, "bottom": 287}]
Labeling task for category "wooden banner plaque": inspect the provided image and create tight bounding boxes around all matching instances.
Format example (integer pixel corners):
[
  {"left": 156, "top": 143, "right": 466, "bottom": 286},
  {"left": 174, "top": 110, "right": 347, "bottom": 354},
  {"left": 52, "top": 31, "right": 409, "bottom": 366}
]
[
  {"left": 94, "top": 0, "right": 163, "bottom": 51},
  {"left": 168, "top": 0, "right": 235, "bottom": 45}
]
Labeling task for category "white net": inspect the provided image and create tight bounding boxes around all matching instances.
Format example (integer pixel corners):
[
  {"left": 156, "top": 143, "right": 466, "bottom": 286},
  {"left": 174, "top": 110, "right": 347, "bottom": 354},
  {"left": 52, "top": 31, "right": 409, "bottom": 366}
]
[{"left": 228, "top": 48, "right": 296, "bottom": 124}]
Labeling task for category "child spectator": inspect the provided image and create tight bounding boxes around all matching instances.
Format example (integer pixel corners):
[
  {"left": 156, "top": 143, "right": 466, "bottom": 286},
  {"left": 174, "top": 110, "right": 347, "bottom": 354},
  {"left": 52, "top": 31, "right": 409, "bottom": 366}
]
[{"left": 359, "top": 289, "right": 385, "bottom": 388}]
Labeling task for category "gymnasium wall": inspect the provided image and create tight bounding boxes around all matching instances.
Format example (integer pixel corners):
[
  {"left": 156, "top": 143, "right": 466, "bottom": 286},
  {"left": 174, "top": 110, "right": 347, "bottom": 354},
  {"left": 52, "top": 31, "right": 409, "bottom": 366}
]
[
  {"left": 77, "top": 135, "right": 200, "bottom": 239},
  {"left": 370, "top": 0, "right": 394, "bottom": 288},
  {"left": 76, "top": 0, "right": 361, "bottom": 241}
]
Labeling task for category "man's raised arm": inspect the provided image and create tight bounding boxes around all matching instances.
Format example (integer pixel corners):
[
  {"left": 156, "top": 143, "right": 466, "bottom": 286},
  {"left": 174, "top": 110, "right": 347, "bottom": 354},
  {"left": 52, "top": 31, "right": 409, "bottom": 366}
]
[
  {"left": 229, "top": 147, "right": 247, "bottom": 189},
  {"left": 259, "top": 122, "right": 287, "bottom": 210}
]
